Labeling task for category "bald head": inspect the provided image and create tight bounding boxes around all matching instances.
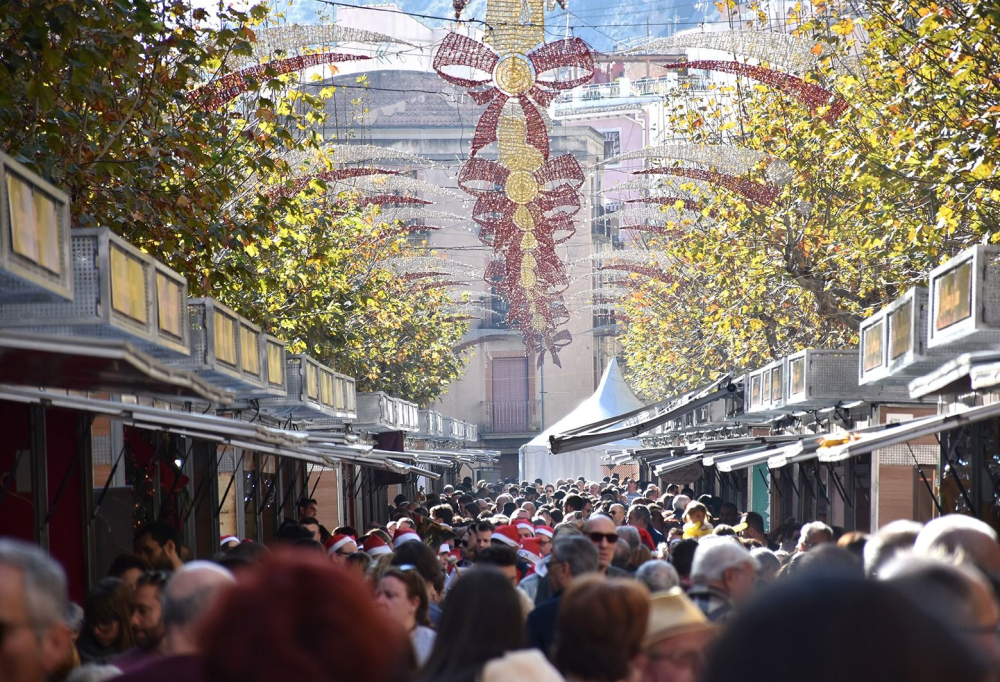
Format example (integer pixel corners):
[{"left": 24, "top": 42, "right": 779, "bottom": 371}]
[
  {"left": 914, "top": 515, "right": 1000, "bottom": 577},
  {"left": 162, "top": 561, "right": 234, "bottom": 655}
]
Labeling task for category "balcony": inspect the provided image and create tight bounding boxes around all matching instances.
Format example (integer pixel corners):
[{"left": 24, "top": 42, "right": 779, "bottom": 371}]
[{"left": 482, "top": 400, "right": 542, "bottom": 435}]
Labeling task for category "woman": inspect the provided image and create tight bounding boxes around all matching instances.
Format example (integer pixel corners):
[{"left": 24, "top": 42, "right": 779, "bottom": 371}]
[
  {"left": 417, "top": 568, "right": 525, "bottom": 682},
  {"left": 76, "top": 578, "right": 134, "bottom": 664},
  {"left": 553, "top": 576, "right": 649, "bottom": 682},
  {"left": 375, "top": 567, "right": 437, "bottom": 667}
]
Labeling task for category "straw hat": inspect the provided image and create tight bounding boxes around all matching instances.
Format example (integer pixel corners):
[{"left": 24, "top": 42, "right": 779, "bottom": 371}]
[{"left": 643, "top": 587, "right": 715, "bottom": 649}]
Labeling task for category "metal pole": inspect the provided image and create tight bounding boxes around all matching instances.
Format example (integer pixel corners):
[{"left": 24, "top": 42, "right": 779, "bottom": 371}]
[{"left": 540, "top": 358, "right": 546, "bottom": 432}]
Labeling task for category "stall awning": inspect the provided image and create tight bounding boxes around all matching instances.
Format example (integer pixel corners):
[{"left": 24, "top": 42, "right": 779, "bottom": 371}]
[
  {"left": 909, "top": 352, "right": 1000, "bottom": 399},
  {"left": 550, "top": 376, "right": 736, "bottom": 454},
  {"left": 654, "top": 454, "right": 704, "bottom": 476},
  {"left": 0, "top": 332, "right": 233, "bottom": 404},
  {"left": 818, "top": 404, "right": 1000, "bottom": 462}
]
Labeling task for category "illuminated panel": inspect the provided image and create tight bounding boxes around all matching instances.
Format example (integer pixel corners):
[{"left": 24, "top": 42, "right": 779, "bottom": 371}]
[
  {"left": 934, "top": 261, "right": 972, "bottom": 331},
  {"left": 6, "top": 171, "right": 61, "bottom": 274},
  {"left": 770, "top": 365, "right": 783, "bottom": 402},
  {"left": 320, "top": 368, "right": 334, "bottom": 407},
  {"left": 789, "top": 357, "right": 805, "bottom": 396},
  {"left": 240, "top": 325, "right": 260, "bottom": 375},
  {"left": 306, "top": 362, "right": 319, "bottom": 401},
  {"left": 888, "top": 300, "right": 913, "bottom": 361},
  {"left": 862, "top": 320, "right": 884, "bottom": 373},
  {"left": 156, "top": 272, "right": 184, "bottom": 341},
  {"left": 750, "top": 374, "right": 762, "bottom": 407},
  {"left": 213, "top": 309, "right": 237, "bottom": 367},
  {"left": 267, "top": 341, "right": 284, "bottom": 386},
  {"left": 109, "top": 244, "right": 148, "bottom": 324}
]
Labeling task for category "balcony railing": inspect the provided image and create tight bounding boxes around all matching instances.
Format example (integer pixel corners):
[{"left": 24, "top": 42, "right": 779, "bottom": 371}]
[{"left": 482, "top": 400, "right": 542, "bottom": 434}]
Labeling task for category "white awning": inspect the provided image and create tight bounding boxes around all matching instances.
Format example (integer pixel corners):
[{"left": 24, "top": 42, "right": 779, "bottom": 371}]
[{"left": 653, "top": 453, "right": 704, "bottom": 476}]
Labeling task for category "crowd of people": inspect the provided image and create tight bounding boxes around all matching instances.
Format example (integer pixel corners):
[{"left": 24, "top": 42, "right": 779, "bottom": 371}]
[{"left": 3, "top": 473, "right": 1000, "bottom": 682}]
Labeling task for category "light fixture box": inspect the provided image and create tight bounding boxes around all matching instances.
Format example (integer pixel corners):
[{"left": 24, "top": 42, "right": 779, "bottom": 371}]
[
  {"left": 927, "top": 245, "right": 1000, "bottom": 350},
  {"left": 259, "top": 354, "right": 356, "bottom": 420},
  {"left": 786, "top": 348, "right": 913, "bottom": 409}
]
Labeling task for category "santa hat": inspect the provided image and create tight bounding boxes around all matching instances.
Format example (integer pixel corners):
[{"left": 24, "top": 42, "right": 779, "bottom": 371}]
[
  {"left": 519, "top": 537, "right": 543, "bottom": 564},
  {"left": 393, "top": 527, "right": 422, "bottom": 548},
  {"left": 363, "top": 535, "right": 392, "bottom": 557},
  {"left": 438, "top": 542, "right": 451, "bottom": 554},
  {"left": 534, "top": 525, "right": 554, "bottom": 539},
  {"left": 220, "top": 535, "right": 240, "bottom": 546},
  {"left": 515, "top": 522, "right": 535, "bottom": 536},
  {"left": 325, "top": 533, "right": 356, "bottom": 556},
  {"left": 492, "top": 524, "right": 521, "bottom": 548},
  {"left": 636, "top": 527, "right": 655, "bottom": 550}
]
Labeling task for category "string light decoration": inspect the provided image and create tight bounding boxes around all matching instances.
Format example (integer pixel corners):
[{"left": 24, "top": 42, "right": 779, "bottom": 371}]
[
  {"left": 591, "top": 205, "right": 675, "bottom": 226},
  {"left": 434, "top": 0, "right": 596, "bottom": 366},
  {"left": 371, "top": 208, "right": 468, "bottom": 226},
  {"left": 601, "top": 142, "right": 793, "bottom": 186},
  {"left": 636, "top": 167, "right": 781, "bottom": 207},
  {"left": 328, "top": 144, "right": 434, "bottom": 167},
  {"left": 619, "top": 30, "right": 833, "bottom": 75},
  {"left": 362, "top": 195, "right": 433, "bottom": 206},
  {"left": 263, "top": 168, "right": 400, "bottom": 200},
  {"left": 626, "top": 196, "right": 703, "bottom": 212},
  {"left": 186, "top": 53, "right": 371, "bottom": 111},
  {"left": 228, "top": 24, "right": 416, "bottom": 69},
  {"left": 663, "top": 61, "right": 847, "bottom": 122},
  {"left": 328, "top": 174, "right": 465, "bottom": 200}
]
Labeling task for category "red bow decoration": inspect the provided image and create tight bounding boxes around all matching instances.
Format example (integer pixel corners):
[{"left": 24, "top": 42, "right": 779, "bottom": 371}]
[{"left": 433, "top": 32, "right": 595, "bottom": 157}]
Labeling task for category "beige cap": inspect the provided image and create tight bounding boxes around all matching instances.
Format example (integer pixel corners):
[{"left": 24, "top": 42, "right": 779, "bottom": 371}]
[{"left": 643, "top": 587, "right": 715, "bottom": 649}]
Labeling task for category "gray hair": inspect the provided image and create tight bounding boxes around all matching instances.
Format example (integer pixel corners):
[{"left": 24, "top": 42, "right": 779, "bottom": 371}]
[
  {"left": 66, "top": 665, "right": 123, "bottom": 682},
  {"left": 616, "top": 526, "right": 641, "bottom": 553},
  {"left": 672, "top": 495, "right": 691, "bottom": 513},
  {"left": 798, "top": 521, "right": 834, "bottom": 546},
  {"left": 551, "top": 534, "right": 599, "bottom": 577},
  {"left": 864, "top": 520, "right": 922, "bottom": 577},
  {"left": 635, "top": 560, "right": 680, "bottom": 592},
  {"left": 162, "top": 561, "right": 234, "bottom": 628},
  {"left": 690, "top": 537, "right": 759, "bottom": 584},
  {"left": 0, "top": 538, "right": 68, "bottom": 628}
]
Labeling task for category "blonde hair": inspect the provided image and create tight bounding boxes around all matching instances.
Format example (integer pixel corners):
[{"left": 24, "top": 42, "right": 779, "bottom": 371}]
[{"left": 683, "top": 501, "right": 708, "bottom": 523}]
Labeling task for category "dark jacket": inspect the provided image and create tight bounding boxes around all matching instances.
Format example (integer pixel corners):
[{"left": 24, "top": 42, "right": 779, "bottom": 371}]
[{"left": 526, "top": 594, "right": 562, "bottom": 659}]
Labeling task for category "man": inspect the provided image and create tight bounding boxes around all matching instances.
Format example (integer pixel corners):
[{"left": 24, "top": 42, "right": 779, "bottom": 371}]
[
  {"left": 645, "top": 484, "right": 661, "bottom": 502},
  {"left": 523, "top": 487, "right": 539, "bottom": 504},
  {"left": 796, "top": 521, "right": 834, "bottom": 553},
  {"left": 0, "top": 539, "right": 73, "bottom": 682},
  {"left": 687, "top": 537, "right": 759, "bottom": 622},
  {"left": 624, "top": 479, "right": 642, "bottom": 503},
  {"left": 733, "top": 512, "right": 779, "bottom": 551},
  {"left": 629, "top": 504, "right": 666, "bottom": 548},
  {"left": 296, "top": 497, "right": 318, "bottom": 521},
  {"left": 525, "top": 535, "right": 600, "bottom": 657},
  {"left": 583, "top": 514, "right": 630, "bottom": 578},
  {"left": 535, "top": 525, "right": 554, "bottom": 557},
  {"left": 475, "top": 545, "right": 521, "bottom": 586},
  {"left": 325, "top": 534, "right": 359, "bottom": 565},
  {"left": 134, "top": 521, "right": 184, "bottom": 571},
  {"left": 718, "top": 503, "right": 740, "bottom": 528},
  {"left": 115, "top": 570, "right": 170, "bottom": 672},
  {"left": 563, "top": 494, "right": 587, "bottom": 518},
  {"left": 636, "top": 560, "right": 680, "bottom": 593},
  {"left": 609, "top": 503, "right": 627, "bottom": 527},
  {"left": 299, "top": 516, "right": 322, "bottom": 543},
  {"left": 431, "top": 504, "right": 454, "bottom": 527},
  {"left": 914, "top": 514, "right": 1000, "bottom": 577},
  {"left": 114, "top": 562, "right": 236, "bottom": 682},
  {"left": 475, "top": 520, "right": 495, "bottom": 552},
  {"left": 638, "top": 588, "right": 716, "bottom": 682}
]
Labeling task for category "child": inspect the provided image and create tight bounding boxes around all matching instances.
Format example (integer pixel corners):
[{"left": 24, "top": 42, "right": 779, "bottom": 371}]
[{"left": 682, "top": 501, "right": 714, "bottom": 539}]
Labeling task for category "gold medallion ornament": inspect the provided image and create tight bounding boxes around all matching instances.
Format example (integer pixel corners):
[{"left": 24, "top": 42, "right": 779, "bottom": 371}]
[
  {"left": 493, "top": 54, "right": 535, "bottom": 96},
  {"left": 531, "top": 313, "right": 546, "bottom": 331},
  {"left": 513, "top": 205, "right": 534, "bottom": 230},
  {"left": 505, "top": 170, "right": 539, "bottom": 204},
  {"left": 520, "top": 266, "right": 538, "bottom": 288},
  {"left": 520, "top": 231, "right": 539, "bottom": 250}
]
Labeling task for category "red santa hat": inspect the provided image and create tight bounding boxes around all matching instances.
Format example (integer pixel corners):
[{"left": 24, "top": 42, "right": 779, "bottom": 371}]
[
  {"left": 519, "top": 537, "right": 543, "bottom": 564},
  {"left": 363, "top": 535, "right": 393, "bottom": 557},
  {"left": 393, "top": 527, "right": 422, "bottom": 548},
  {"left": 515, "top": 522, "right": 535, "bottom": 536},
  {"left": 492, "top": 524, "right": 521, "bottom": 548},
  {"left": 220, "top": 535, "right": 241, "bottom": 546},
  {"left": 636, "top": 527, "right": 655, "bottom": 550},
  {"left": 534, "top": 525, "right": 554, "bottom": 539},
  {"left": 325, "top": 533, "right": 357, "bottom": 556}
]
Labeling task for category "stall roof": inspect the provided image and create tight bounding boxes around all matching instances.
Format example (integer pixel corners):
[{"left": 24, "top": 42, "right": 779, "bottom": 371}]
[
  {"left": 817, "top": 404, "right": 1000, "bottom": 462},
  {"left": 653, "top": 454, "right": 704, "bottom": 476},
  {"left": 549, "top": 375, "right": 735, "bottom": 454},
  {"left": 0, "top": 332, "right": 233, "bottom": 404},
  {"left": 909, "top": 352, "right": 1000, "bottom": 399}
]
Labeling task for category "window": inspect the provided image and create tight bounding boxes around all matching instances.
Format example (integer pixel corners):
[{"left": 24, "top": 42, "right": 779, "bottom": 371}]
[{"left": 603, "top": 131, "right": 621, "bottom": 160}]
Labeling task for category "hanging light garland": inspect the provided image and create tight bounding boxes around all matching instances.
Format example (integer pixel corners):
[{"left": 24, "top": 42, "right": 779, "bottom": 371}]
[
  {"left": 602, "top": 142, "right": 793, "bottom": 186},
  {"left": 263, "top": 167, "right": 400, "bottom": 200},
  {"left": 636, "top": 167, "right": 780, "bottom": 207},
  {"left": 187, "top": 53, "right": 372, "bottom": 111},
  {"left": 228, "top": 24, "right": 416, "bottom": 69},
  {"left": 434, "top": 0, "right": 596, "bottom": 367}
]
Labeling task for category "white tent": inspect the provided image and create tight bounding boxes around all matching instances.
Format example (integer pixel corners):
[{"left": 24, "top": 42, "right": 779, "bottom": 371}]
[{"left": 519, "top": 358, "right": 645, "bottom": 483}]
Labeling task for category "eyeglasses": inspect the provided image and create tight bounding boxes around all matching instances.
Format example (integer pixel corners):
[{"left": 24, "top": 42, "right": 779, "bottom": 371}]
[{"left": 588, "top": 532, "right": 618, "bottom": 545}]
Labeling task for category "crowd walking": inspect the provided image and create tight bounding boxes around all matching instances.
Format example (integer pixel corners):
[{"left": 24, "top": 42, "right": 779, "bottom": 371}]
[{"left": 2, "top": 474, "right": 999, "bottom": 682}]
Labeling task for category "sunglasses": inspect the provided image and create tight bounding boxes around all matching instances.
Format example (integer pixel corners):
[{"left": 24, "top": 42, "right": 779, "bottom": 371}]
[{"left": 588, "top": 532, "right": 618, "bottom": 545}]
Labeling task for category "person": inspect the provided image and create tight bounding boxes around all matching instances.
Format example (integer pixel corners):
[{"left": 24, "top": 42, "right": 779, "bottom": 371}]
[
  {"left": 418, "top": 569, "right": 525, "bottom": 682},
  {"left": 624, "top": 479, "right": 642, "bottom": 504},
  {"left": 863, "top": 519, "right": 922, "bottom": 577},
  {"left": 113, "top": 561, "right": 235, "bottom": 682},
  {"left": 297, "top": 496, "right": 319, "bottom": 521},
  {"left": 552, "top": 576, "right": 650, "bottom": 682},
  {"left": 526, "top": 535, "right": 600, "bottom": 657},
  {"left": 913, "top": 514, "right": 1000, "bottom": 577},
  {"left": 475, "top": 545, "right": 521, "bottom": 586},
  {"left": 609, "top": 503, "right": 626, "bottom": 527},
  {"left": 300, "top": 517, "right": 322, "bottom": 543},
  {"left": 475, "top": 521, "right": 495, "bottom": 552},
  {"left": 703, "top": 577, "right": 992, "bottom": 682},
  {"left": 76, "top": 577, "right": 134, "bottom": 664},
  {"left": 133, "top": 521, "right": 184, "bottom": 571},
  {"left": 325, "top": 533, "right": 359, "bottom": 565},
  {"left": 0, "top": 539, "right": 73, "bottom": 682},
  {"left": 638, "top": 588, "right": 716, "bottom": 682},
  {"left": 563, "top": 494, "right": 591, "bottom": 518},
  {"left": 391, "top": 541, "right": 446, "bottom": 625},
  {"left": 375, "top": 567, "right": 436, "bottom": 667},
  {"left": 687, "top": 538, "right": 758, "bottom": 622},
  {"left": 796, "top": 521, "right": 834, "bottom": 553},
  {"left": 732, "top": 512, "right": 778, "bottom": 551},
  {"left": 681, "top": 502, "right": 713, "bottom": 540},
  {"left": 535, "top": 525, "right": 554, "bottom": 557},
  {"left": 106, "top": 554, "right": 151, "bottom": 591},
  {"left": 668, "top": 539, "right": 698, "bottom": 589},
  {"left": 635, "top": 560, "right": 680, "bottom": 593},
  {"left": 114, "top": 570, "right": 169, "bottom": 673},
  {"left": 201, "top": 551, "right": 411, "bottom": 682},
  {"left": 628, "top": 505, "right": 666, "bottom": 547},
  {"left": 717, "top": 503, "right": 739, "bottom": 527},
  {"left": 584, "top": 514, "right": 630, "bottom": 577}
]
